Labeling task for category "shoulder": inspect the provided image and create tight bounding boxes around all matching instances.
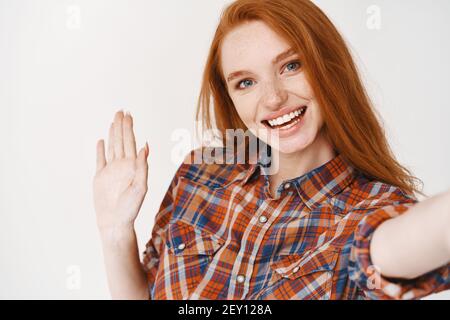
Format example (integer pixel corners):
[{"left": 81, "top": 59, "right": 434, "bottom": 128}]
[{"left": 338, "top": 174, "right": 418, "bottom": 213}]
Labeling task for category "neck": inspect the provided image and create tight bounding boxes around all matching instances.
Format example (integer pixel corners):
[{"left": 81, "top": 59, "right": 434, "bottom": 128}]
[{"left": 268, "top": 131, "right": 337, "bottom": 183}]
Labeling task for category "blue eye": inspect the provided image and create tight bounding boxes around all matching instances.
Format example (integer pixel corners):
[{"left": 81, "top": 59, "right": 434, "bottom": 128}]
[
  {"left": 236, "top": 79, "right": 254, "bottom": 90},
  {"left": 285, "top": 61, "right": 301, "bottom": 72},
  {"left": 234, "top": 60, "right": 302, "bottom": 91}
]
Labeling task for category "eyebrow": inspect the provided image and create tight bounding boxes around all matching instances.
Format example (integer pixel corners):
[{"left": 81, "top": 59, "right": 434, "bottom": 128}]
[{"left": 226, "top": 48, "right": 297, "bottom": 83}]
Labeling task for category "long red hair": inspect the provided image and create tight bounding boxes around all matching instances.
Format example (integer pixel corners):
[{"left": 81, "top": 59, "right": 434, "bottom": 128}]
[{"left": 195, "top": 0, "right": 423, "bottom": 198}]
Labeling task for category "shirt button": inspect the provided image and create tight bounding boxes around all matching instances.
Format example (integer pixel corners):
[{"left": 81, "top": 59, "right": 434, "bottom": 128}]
[
  {"left": 292, "top": 266, "right": 300, "bottom": 273},
  {"left": 177, "top": 243, "right": 186, "bottom": 250},
  {"left": 236, "top": 274, "right": 245, "bottom": 283},
  {"left": 258, "top": 215, "right": 268, "bottom": 224},
  {"left": 284, "top": 182, "right": 291, "bottom": 190}
]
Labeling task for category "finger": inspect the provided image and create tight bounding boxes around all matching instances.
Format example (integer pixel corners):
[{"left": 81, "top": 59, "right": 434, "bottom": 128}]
[
  {"left": 96, "top": 139, "right": 106, "bottom": 173},
  {"left": 133, "top": 144, "right": 149, "bottom": 191},
  {"left": 123, "top": 112, "right": 137, "bottom": 159},
  {"left": 107, "top": 122, "right": 115, "bottom": 163},
  {"left": 114, "top": 110, "right": 124, "bottom": 159}
]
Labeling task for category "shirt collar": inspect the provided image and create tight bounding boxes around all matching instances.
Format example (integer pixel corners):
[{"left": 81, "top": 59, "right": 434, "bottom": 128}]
[{"left": 241, "top": 146, "right": 356, "bottom": 210}]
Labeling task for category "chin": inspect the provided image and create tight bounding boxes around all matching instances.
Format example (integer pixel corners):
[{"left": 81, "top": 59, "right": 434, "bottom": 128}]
[
  {"left": 270, "top": 130, "right": 315, "bottom": 152},
  {"left": 273, "top": 139, "right": 312, "bottom": 155}
]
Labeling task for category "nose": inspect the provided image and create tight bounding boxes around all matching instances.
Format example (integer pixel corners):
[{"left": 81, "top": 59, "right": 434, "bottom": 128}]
[{"left": 261, "top": 78, "right": 288, "bottom": 110}]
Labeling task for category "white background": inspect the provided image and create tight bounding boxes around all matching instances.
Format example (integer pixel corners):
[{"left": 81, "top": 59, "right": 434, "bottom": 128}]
[{"left": 0, "top": 0, "right": 449, "bottom": 299}]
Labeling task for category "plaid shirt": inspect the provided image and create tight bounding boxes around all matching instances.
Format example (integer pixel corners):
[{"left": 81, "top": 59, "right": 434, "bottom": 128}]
[{"left": 141, "top": 146, "right": 450, "bottom": 300}]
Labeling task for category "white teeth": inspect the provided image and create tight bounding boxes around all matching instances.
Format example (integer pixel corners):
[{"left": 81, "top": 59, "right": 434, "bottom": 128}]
[
  {"left": 281, "top": 117, "right": 301, "bottom": 130},
  {"left": 267, "top": 107, "right": 306, "bottom": 127}
]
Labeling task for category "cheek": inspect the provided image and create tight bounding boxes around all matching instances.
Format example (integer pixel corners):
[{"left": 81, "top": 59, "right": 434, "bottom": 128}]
[
  {"left": 288, "top": 74, "right": 317, "bottom": 107},
  {"left": 304, "top": 100, "right": 324, "bottom": 133},
  {"left": 231, "top": 96, "right": 259, "bottom": 125}
]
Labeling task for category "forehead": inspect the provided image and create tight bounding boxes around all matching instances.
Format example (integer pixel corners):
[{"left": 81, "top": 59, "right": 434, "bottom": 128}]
[{"left": 220, "top": 21, "right": 292, "bottom": 73}]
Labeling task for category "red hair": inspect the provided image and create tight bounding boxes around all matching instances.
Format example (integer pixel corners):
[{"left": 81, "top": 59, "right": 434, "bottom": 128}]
[{"left": 195, "top": 0, "right": 423, "bottom": 197}]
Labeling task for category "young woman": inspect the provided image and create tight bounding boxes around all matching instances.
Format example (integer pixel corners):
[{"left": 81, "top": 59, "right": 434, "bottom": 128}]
[{"left": 93, "top": 0, "right": 450, "bottom": 300}]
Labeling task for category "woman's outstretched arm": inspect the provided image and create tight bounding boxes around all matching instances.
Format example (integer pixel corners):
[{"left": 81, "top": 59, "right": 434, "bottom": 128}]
[
  {"left": 93, "top": 110, "right": 150, "bottom": 299},
  {"left": 370, "top": 189, "right": 450, "bottom": 280},
  {"left": 99, "top": 225, "right": 149, "bottom": 300}
]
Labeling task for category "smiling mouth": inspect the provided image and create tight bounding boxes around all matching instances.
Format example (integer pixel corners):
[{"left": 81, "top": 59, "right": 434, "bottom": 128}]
[{"left": 261, "top": 106, "right": 307, "bottom": 130}]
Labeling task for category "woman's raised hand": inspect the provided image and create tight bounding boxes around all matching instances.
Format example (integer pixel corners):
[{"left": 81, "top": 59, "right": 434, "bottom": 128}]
[{"left": 93, "top": 110, "right": 149, "bottom": 232}]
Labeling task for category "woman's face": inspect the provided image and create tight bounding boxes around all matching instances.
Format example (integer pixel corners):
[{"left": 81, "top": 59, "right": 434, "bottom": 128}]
[{"left": 221, "top": 20, "right": 325, "bottom": 154}]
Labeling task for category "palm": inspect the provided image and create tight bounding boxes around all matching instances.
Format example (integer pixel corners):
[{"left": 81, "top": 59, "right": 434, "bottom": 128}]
[{"left": 93, "top": 111, "right": 149, "bottom": 230}]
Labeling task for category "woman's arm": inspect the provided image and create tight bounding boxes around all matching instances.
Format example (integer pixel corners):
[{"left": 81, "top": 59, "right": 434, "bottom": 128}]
[
  {"left": 99, "top": 226, "right": 149, "bottom": 300},
  {"left": 93, "top": 110, "right": 150, "bottom": 299},
  {"left": 370, "top": 189, "right": 450, "bottom": 280}
]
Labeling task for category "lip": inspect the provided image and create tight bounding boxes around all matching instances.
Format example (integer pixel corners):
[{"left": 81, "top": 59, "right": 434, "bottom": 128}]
[
  {"left": 261, "top": 105, "right": 307, "bottom": 122},
  {"left": 267, "top": 106, "right": 307, "bottom": 138}
]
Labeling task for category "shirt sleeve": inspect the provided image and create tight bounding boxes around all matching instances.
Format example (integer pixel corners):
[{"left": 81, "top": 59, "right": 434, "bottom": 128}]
[
  {"left": 348, "top": 199, "right": 450, "bottom": 300},
  {"left": 140, "top": 148, "right": 199, "bottom": 299},
  {"left": 140, "top": 186, "right": 173, "bottom": 300}
]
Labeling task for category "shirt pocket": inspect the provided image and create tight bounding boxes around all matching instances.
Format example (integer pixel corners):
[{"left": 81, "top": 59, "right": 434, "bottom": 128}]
[
  {"left": 153, "top": 220, "right": 225, "bottom": 299},
  {"left": 166, "top": 220, "right": 225, "bottom": 257},
  {"left": 259, "top": 245, "right": 340, "bottom": 300}
]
